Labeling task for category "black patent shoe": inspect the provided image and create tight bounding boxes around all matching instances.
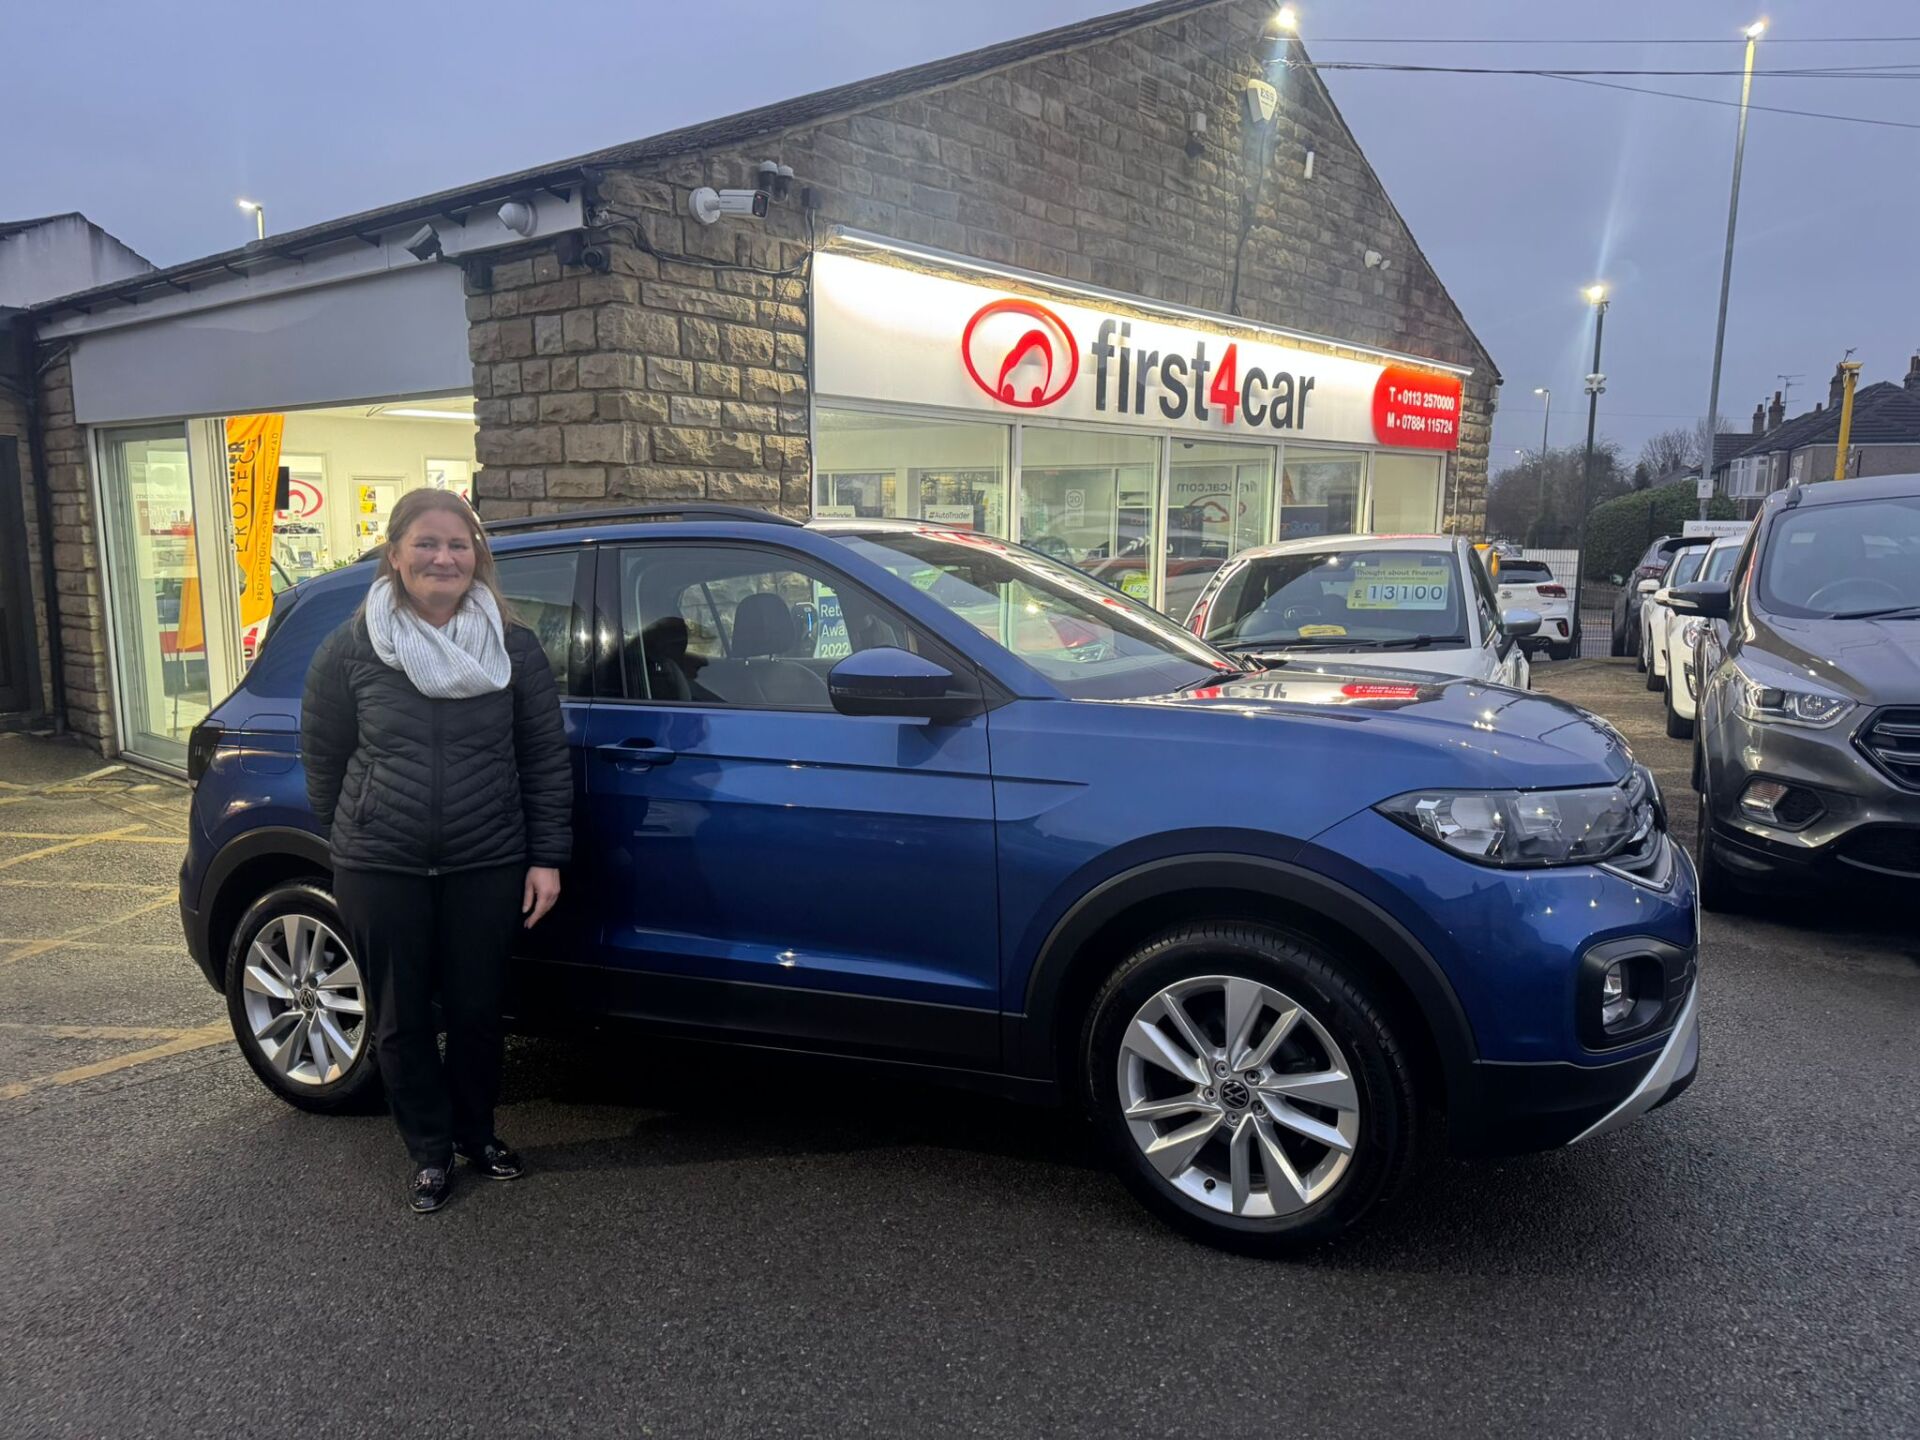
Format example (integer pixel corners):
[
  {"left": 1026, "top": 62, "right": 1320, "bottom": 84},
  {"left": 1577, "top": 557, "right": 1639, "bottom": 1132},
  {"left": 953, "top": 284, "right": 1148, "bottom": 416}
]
[
  {"left": 455, "top": 1139, "right": 525, "bottom": 1181},
  {"left": 409, "top": 1165, "right": 452, "bottom": 1214}
]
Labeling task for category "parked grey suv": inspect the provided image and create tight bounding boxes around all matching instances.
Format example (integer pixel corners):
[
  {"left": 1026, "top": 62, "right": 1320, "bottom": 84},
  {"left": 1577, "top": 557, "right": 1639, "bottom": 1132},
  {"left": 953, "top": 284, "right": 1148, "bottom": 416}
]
[{"left": 1671, "top": 473, "right": 1920, "bottom": 909}]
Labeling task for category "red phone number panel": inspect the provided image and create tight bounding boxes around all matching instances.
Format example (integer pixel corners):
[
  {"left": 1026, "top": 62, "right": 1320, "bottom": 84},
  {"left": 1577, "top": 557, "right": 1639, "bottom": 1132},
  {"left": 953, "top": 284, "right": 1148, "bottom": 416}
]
[{"left": 1372, "top": 366, "right": 1463, "bottom": 450}]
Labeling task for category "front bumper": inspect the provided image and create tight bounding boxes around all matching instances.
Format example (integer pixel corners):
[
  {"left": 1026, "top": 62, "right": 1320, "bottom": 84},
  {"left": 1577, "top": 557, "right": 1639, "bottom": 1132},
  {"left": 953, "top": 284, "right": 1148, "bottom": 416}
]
[
  {"left": 1449, "top": 977, "right": 1699, "bottom": 1153},
  {"left": 1704, "top": 706, "right": 1920, "bottom": 882}
]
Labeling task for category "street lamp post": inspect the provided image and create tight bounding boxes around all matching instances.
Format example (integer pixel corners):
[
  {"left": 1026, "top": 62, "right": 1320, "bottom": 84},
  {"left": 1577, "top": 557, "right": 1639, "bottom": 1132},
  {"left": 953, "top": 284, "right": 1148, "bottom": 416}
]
[
  {"left": 1572, "top": 287, "right": 1610, "bottom": 652},
  {"left": 237, "top": 198, "right": 266, "bottom": 241},
  {"left": 1531, "top": 386, "right": 1552, "bottom": 546},
  {"left": 1700, "top": 19, "right": 1765, "bottom": 520}
]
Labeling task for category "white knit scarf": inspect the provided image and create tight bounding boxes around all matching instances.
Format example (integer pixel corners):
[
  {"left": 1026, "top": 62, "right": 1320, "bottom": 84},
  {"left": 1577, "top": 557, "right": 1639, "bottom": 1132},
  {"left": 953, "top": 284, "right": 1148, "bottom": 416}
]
[{"left": 365, "top": 577, "right": 511, "bottom": 699}]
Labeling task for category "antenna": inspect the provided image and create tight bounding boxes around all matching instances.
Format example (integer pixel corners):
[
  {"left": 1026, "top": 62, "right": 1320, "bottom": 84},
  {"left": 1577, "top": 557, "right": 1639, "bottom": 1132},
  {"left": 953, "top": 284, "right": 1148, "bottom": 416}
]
[{"left": 1776, "top": 372, "right": 1804, "bottom": 409}]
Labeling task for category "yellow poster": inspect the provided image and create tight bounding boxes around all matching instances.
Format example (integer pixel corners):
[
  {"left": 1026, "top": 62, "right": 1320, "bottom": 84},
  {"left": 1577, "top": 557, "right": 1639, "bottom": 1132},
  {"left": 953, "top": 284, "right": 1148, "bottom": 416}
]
[
  {"left": 226, "top": 414, "right": 284, "bottom": 627},
  {"left": 175, "top": 575, "right": 204, "bottom": 655}
]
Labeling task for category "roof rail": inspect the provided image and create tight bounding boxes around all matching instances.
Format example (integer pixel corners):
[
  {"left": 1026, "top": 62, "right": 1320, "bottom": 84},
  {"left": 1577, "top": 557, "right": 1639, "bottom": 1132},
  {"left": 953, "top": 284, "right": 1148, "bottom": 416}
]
[{"left": 482, "top": 504, "right": 804, "bottom": 535}]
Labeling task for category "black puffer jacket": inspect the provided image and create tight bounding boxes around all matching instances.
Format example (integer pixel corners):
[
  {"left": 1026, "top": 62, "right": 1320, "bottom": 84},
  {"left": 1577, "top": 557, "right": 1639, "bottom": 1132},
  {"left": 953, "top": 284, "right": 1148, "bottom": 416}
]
[{"left": 300, "top": 614, "right": 572, "bottom": 875}]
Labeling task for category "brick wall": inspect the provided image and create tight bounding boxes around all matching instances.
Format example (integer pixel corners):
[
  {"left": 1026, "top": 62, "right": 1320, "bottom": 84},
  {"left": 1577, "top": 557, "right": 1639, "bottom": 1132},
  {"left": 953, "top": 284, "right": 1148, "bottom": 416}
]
[{"left": 469, "top": 0, "right": 1497, "bottom": 531}]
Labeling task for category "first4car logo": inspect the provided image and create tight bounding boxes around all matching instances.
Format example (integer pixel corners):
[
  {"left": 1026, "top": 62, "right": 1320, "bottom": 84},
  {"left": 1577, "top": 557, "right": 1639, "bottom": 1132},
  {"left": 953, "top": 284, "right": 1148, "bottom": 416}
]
[{"left": 960, "top": 299, "right": 1079, "bottom": 408}]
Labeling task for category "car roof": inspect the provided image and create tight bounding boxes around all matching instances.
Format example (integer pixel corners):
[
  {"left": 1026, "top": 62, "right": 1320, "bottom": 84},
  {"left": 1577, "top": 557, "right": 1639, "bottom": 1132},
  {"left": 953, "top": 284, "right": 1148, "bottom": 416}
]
[
  {"left": 1227, "top": 532, "right": 1458, "bottom": 561},
  {"left": 1760, "top": 472, "right": 1920, "bottom": 510}
]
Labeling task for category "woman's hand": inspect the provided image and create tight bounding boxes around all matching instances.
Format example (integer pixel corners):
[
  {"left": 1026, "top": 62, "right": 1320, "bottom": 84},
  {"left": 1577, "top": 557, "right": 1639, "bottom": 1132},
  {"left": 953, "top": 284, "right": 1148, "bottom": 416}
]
[{"left": 522, "top": 866, "right": 562, "bottom": 929}]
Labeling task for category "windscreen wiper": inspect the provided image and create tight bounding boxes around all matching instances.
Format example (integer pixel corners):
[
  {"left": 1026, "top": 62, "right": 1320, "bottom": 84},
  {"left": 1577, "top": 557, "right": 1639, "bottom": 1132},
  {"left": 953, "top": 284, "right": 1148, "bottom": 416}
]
[
  {"left": 1335, "top": 635, "right": 1466, "bottom": 650},
  {"left": 1174, "top": 669, "right": 1255, "bottom": 693},
  {"left": 1830, "top": 604, "right": 1920, "bottom": 621}
]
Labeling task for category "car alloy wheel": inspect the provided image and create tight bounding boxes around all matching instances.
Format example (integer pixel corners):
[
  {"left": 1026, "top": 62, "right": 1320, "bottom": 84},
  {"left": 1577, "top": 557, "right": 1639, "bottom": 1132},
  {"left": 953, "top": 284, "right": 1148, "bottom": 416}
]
[
  {"left": 226, "top": 881, "right": 382, "bottom": 1112},
  {"left": 1116, "top": 974, "right": 1360, "bottom": 1219},
  {"left": 240, "top": 912, "right": 366, "bottom": 1086}
]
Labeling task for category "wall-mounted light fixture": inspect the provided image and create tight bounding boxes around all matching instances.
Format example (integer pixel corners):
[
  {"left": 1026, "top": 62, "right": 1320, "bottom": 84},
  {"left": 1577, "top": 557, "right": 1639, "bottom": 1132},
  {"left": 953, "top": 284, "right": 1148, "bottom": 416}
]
[{"left": 1185, "top": 110, "right": 1209, "bottom": 158}]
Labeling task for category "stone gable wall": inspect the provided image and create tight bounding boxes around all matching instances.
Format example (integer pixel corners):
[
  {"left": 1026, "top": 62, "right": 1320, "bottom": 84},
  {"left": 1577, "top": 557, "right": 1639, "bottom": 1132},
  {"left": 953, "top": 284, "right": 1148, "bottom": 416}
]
[{"left": 468, "top": 0, "right": 1496, "bottom": 530}]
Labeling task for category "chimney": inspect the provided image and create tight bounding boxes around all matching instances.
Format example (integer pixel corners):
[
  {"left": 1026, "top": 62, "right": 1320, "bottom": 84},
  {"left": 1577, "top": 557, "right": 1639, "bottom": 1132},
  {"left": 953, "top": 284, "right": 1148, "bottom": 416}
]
[
  {"left": 1767, "top": 391, "right": 1785, "bottom": 430},
  {"left": 1907, "top": 354, "right": 1920, "bottom": 394},
  {"left": 1751, "top": 402, "right": 1765, "bottom": 436},
  {"left": 1829, "top": 363, "right": 1847, "bottom": 410}
]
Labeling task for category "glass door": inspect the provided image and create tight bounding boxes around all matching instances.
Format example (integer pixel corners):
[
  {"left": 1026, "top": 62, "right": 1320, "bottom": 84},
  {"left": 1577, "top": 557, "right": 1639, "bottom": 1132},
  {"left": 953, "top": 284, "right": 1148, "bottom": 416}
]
[
  {"left": 98, "top": 425, "right": 205, "bottom": 766},
  {"left": 1018, "top": 426, "right": 1162, "bottom": 604}
]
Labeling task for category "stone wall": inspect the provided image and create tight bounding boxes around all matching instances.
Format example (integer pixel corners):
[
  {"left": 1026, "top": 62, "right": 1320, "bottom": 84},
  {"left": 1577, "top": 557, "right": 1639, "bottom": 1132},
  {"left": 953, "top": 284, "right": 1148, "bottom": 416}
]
[
  {"left": 34, "top": 356, "right": 114, "bottom": 748},
  {"left": 468, "top": 0, "right": 1497, "bottom": 531}
]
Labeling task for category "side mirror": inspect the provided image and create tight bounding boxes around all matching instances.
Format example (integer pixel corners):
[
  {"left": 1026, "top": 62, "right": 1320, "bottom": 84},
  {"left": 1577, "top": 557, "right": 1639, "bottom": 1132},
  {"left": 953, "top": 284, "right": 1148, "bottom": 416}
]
[
  {"left": 1665, "top": 582, "right": 1731, "bottom": 620},
  {"left": 1500, "top": 607, "right": 1542, "bottom": 640},
  {"left": 1636, "top": 578, "right": 1660, "bottom": 596},
  {"left": 829, "top": 647, "right": 980, "bottom": 722}
]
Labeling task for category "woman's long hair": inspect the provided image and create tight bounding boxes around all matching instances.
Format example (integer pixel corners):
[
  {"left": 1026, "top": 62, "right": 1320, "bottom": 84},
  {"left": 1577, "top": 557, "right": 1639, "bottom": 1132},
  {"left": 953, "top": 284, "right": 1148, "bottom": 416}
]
[{"left": 360, "top": 488, "right": 516, "bottom": 626}]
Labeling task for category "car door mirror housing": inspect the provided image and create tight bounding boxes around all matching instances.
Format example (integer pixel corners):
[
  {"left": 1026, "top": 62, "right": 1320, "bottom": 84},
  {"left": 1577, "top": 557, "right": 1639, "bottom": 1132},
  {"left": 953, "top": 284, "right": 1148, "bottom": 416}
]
[
  {"left": 1665, "top": 582, "right": 1731, "bottom": 619},
  {"left": 829, "top": 648, "right": 980, "bottom": 721},
  {"left": 1500, "top": 607, "right": 1542, "bottom": 640},
  {"left": 1636, "top": 578, "right": 1660, "bottom": 595}
]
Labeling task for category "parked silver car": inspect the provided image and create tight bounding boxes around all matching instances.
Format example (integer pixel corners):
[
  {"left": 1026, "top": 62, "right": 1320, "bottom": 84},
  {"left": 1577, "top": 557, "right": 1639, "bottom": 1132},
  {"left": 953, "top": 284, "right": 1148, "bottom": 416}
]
[{"left": 1184, "top": 533, "right": 1538, "bottom": 687}]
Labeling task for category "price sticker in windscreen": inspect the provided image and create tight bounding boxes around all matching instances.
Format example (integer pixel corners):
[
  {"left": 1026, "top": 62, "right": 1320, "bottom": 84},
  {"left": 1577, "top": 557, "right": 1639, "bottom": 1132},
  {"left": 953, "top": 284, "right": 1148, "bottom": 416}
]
[{"left": 1348, "top": 563, "right": 1451, "bottom": 610}]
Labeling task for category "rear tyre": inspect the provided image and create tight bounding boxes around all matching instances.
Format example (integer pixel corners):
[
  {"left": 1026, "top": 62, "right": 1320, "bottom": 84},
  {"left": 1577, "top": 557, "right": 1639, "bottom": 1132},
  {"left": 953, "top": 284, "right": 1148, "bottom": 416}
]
[
  {"left": 1644, "top": 629, "right": 1661, "bottom": 691},
  {"left": 1548, "top": 642, "right": 1574, "bottom": 662},
  {"left": 1693, "top": 792, "right": 1746, "bottom": 915},
  {"left": 226, "top": 881, "right": 382, "bottom": 1114},
  {"left": 1082, "top": 922, "right": 1417, "bottom": 1255}
]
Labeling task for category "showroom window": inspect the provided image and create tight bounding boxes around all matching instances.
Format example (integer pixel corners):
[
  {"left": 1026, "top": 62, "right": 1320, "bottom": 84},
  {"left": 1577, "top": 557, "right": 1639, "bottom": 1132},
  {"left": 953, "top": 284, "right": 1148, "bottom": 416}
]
[
  {"left": 815, "top": 408, "right": 1009, "bottom": 533},
  {"left": 1369, "top": 453, "right": 1443, "bottom": 533},
  {"left": 1019, "top": 426, "right": 1161, "bottom": 601},
  {"left": 1279, "top": 447, "right": 1364, "bottom": 542},
  {"left": 1166, "top": 439, "right": 1276, "bottom": 624}
]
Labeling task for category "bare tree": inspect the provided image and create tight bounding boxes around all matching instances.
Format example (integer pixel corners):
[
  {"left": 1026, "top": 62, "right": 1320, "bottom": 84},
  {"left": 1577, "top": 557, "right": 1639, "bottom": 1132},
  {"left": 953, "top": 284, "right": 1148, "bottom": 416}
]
[{"left": 1638, "top": 426, "right": 1699, "bottom": 480}]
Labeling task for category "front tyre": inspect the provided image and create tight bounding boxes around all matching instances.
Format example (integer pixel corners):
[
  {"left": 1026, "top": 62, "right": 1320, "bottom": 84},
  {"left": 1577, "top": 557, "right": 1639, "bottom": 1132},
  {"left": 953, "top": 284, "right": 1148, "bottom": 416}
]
[
  {"left": 1082, "top": 923, "right": 1417, "bottom": 1255},
  {"left": 225, "top": 881, "right": 381, "bottom": 1113},
  {"left": 1693, "top": 792, "right": 1747, "bottom": 915}
]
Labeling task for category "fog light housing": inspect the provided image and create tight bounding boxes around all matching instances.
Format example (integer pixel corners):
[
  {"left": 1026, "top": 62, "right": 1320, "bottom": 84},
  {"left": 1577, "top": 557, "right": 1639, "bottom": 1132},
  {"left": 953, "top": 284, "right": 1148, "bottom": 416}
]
[
  {"left": 1600, "top": 961, "right": 1634, "bottom": 1028},
  {"left": 1739, "top": 777, "right": 1823, "bottom": 830}
]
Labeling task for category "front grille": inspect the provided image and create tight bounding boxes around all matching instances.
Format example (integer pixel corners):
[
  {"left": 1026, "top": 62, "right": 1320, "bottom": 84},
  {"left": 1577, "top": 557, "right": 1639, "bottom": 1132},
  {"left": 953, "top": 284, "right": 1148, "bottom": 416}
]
[
  {"left": 1837, "top": 827, "right": 1920, "bottom": 878},
  {"left": 1856, "top": 708, "right": 1920, "bottom": 791}
]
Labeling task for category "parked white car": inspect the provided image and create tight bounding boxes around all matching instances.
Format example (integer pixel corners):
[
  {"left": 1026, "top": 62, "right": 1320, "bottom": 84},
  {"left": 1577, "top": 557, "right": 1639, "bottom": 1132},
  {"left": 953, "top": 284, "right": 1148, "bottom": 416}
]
[
  {"left": 1663, "top": 532, "right": 1747, "bottom": 737},
  {"left": 1495, "top": 557, "right": 1575, "bottom": 660},
  {"left": 1185, "top": 533, "right": 1538, "bottom": 688},
  {"left": 1640, "top": 539, "right": 1711, "bottom": 692}
]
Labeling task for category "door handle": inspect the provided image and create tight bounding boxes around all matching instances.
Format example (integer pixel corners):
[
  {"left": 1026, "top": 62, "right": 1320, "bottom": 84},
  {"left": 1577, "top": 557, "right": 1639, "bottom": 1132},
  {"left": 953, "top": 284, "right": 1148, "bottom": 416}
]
[{"left": 595, "top": 740, "right": 677, "bottom": 771}]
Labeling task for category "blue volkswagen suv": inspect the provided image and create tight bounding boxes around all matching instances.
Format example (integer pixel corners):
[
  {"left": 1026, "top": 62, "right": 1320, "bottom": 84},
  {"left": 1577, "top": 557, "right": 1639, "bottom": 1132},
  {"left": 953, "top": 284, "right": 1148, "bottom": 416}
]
[{"left": 180, "top": 506, "right": 1699, "bottom": 1252}]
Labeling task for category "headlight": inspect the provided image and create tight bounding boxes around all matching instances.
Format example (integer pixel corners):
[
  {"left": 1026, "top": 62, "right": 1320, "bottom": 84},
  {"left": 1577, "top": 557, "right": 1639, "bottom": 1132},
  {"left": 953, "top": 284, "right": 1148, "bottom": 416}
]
[
  {"left": 1378, "top": 768, "right": 1656, "bottom": 869},
  {"left": 1729, "top": 659, "right": 1854, "bottom": 729},
  {"left": 1680, "top": 619, "right": 1705, "bottom": 650}
]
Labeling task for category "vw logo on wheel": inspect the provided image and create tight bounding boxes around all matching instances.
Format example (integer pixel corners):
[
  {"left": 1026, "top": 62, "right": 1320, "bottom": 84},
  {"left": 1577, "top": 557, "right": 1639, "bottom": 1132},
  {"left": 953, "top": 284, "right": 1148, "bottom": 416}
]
[
  {"left": 1219, "top": 1078, "right": 1252, "bottom": 1110},
  {"left": 960, "top": 298, "right": 1079, "bottom": 409}
]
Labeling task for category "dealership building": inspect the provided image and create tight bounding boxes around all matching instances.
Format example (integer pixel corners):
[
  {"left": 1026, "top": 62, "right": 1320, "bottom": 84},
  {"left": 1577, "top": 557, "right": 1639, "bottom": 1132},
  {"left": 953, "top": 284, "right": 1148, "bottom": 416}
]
[{"left": 1, "top": 0, "right": 1498, "bottom": 771}]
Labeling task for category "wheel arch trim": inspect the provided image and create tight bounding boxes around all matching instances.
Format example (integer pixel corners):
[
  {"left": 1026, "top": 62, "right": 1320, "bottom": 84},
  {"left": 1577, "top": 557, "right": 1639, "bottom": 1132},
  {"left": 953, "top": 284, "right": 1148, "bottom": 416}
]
[{"left": 1009, "top": 853, "right": 1479, "bottom": 1095}]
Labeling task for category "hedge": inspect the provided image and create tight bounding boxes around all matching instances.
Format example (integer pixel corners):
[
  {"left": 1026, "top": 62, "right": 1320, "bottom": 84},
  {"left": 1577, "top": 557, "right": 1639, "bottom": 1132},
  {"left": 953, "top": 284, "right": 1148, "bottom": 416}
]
[{"left": 1582, "top": 482, "right": 1738, "bottom": 583}]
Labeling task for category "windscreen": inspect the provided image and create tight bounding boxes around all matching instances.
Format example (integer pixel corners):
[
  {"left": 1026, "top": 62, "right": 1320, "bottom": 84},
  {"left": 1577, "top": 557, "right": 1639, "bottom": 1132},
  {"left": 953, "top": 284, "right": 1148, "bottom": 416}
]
[
  {"left": 1201, "top": 547, "right": 1468, "bottom": 653},
  {"left": 1759, "top": 496, "right": 1920, "bottom": 618}
]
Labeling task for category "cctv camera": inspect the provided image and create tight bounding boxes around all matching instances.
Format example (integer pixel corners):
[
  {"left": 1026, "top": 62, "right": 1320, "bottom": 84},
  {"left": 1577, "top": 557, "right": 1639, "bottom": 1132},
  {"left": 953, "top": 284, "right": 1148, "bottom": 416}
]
[
  {"left": 688, "top": 187, "right": 771, "bottom": 226},
  {"left": 497, "top": 200, "right": 537, "bottom": 237},
  {"left": 404, "top": 224, "right": 442, "bottom": 261},
  {"left": 757, "top": 160, "right": 795, "bottom": 202}
]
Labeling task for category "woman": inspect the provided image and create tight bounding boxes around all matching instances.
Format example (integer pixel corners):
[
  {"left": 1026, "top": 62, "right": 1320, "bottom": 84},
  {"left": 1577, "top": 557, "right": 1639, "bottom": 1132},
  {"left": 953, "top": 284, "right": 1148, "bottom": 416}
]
[{"left": 301, "top": 489, "right": 571, "bottom": 1214}]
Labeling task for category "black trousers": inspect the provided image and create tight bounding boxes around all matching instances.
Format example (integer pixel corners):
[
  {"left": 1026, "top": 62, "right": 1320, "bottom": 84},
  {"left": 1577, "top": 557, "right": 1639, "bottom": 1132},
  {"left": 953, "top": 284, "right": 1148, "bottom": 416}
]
[{"left": 334, "top": 864, "right": 524, "bottom": 1168}]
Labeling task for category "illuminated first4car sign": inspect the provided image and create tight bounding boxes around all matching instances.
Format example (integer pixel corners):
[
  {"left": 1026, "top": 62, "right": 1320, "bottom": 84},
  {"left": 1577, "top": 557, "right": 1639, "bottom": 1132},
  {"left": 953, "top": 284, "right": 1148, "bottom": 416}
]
[{"left": 814, "top": 252, "right": 1466, "bottom": 451}]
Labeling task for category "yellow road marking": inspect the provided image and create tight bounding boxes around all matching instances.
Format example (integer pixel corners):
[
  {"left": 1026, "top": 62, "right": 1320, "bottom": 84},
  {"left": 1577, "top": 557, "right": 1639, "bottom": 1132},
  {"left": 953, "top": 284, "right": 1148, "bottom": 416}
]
[
  {"left": 0, "top": 1022, "right": 229, "bottom": 1101},
  {"left": 0, "top": 939, "right": 181, "bottom": 953},
  {"left": 0, "top": 830, "right": 181, "bottom": 844},
  {"left": 0, "top": 895, "right": 181, "bottom": 968},
  {"left": 0, "top": 1021, "right": 203, "bottom": 1041},
  {"left": 0, "top": 878, "right": 172, "bottom": 892},
  {"left": 0, "top": 825, "right": 147, "bottom": 869}
]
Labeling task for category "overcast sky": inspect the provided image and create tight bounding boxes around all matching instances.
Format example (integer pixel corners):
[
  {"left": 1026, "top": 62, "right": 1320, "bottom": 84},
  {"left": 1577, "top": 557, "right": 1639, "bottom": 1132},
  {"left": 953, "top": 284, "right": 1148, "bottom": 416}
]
[{"left": 4, "top": 0, "right": 1914, "bottom": 475}]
